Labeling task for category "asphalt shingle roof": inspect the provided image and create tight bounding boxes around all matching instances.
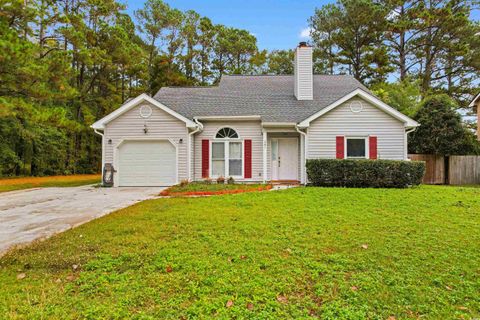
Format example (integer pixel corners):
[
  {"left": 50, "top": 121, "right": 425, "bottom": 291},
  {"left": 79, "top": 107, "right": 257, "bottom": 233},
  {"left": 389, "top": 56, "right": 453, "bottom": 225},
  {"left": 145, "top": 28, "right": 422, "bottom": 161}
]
[{"left": 153, "top": 75, "right": 369, "bottom": 123}]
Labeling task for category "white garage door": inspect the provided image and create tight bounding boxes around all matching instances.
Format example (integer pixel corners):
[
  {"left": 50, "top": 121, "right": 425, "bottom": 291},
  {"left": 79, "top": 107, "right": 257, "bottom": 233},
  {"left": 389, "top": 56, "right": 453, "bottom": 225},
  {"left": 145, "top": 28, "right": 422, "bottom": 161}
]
[{"left": 118, "top": 140, "right": 176, "bottom": 186}]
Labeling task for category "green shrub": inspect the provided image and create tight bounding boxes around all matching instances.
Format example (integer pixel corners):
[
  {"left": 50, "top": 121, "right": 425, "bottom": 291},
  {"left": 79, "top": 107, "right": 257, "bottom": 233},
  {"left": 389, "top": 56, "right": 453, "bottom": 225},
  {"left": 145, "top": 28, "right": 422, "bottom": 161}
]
[{"left": 306, "top": 159, "right": 425, "bottom": 188}]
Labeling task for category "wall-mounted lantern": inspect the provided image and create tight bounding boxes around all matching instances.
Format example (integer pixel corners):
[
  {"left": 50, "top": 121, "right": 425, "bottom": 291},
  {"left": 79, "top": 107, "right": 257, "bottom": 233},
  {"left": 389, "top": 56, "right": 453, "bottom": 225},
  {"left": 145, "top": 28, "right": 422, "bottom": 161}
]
[{"left": 143, "top": 124, "right": 148, "bottom": 134}]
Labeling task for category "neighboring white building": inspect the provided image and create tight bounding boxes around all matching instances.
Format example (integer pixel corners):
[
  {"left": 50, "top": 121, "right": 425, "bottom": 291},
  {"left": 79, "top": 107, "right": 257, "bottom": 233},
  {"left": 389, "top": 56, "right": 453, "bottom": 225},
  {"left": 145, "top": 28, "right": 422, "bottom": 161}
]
[
  {"left": 92, "top": 42, "right": 419, "bottom": 187},
  {"left": 468, "top": 92, "right": 480, "bottom": 140}
]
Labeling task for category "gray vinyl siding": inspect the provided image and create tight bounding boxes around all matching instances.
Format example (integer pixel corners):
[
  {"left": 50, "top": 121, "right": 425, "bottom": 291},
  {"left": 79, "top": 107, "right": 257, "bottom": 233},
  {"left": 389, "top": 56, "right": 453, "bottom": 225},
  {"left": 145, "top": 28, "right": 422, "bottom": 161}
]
[
  {"left": 193, "top": 121, "right": 263, "bottom": 181},
  {"left": 266, "top": 133, "right": 301, "bottom": 181},
  {"left": 103, "top": 102, "right": 189, "bottom": 181},
  {"left": 307, "top": 97, "right": 406, "bottom": 160}
]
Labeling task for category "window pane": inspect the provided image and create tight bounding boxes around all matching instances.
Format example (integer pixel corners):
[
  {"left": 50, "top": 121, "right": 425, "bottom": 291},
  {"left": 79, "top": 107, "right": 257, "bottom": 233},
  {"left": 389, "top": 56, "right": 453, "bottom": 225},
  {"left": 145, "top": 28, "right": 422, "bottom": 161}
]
[
  {"left": 228, "top": 128, "right": 238, "bottom": 138},
  {"left": 216, "top": 127, "right": 238, "bottom": 139},
  {"left": 229, "top": 142, "right": 241, "bottom": 158},
  {"left": 229, "top": 159, "right": 242, "bottom": 176},
  {"left": 271, "top": 140, "right": 278, "bottom": 160},
  {"left": 212, "top": 142, "right": 225, "bottom": 159},
  {"left": 212, "top": 160, "right": 225, "bottom": 176},
  {"left": 216, "top": 128, "right": 226, "bottom": 138},
  {"left": 347, "top": 139, "right": 366, "bottom": 158}
]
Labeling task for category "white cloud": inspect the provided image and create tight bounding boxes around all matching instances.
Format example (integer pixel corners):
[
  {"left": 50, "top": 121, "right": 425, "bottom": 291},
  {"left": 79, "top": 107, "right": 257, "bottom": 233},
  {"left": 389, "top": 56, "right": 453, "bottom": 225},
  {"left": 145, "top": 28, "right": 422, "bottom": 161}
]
[{"left": 300, "top": 27, "right": 312, "bottom": 39}]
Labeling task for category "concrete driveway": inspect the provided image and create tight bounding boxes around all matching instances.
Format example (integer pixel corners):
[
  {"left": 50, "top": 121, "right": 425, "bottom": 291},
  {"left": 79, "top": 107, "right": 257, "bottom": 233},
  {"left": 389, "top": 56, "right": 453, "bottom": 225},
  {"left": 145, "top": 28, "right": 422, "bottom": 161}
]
[{"left": 0, "top": 186, "right": 163, "bottom": 256}]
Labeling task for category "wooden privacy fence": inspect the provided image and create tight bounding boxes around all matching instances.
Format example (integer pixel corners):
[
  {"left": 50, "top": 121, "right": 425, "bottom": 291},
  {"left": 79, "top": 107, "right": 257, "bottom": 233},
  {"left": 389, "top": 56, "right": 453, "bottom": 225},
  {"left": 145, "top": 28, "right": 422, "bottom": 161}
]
[
  {"left": 448, "top": 156, "right": 480, "bottom": 185},
  {"left": 408, "top": 154, "right": 445, "bottom": 184},
  {"left": 408, "top": 154, "right": 480, "bottom": 185}
]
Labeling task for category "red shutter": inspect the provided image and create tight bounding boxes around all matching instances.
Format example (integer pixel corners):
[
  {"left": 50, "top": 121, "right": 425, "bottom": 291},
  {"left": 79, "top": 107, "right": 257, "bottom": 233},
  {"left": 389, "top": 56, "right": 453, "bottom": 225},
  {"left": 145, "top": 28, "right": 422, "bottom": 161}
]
[
  {"left": 369, "top": 136, "right": 377, "bottom": 159},
  {"left": 244, "top": 139, "right": 252, "bottom": 178},
  {"left": 336, "top": 136, "right": 345, "bottom": 159},
  {"left": 202, "top": 140, "right": 209, "bottom": 178}
]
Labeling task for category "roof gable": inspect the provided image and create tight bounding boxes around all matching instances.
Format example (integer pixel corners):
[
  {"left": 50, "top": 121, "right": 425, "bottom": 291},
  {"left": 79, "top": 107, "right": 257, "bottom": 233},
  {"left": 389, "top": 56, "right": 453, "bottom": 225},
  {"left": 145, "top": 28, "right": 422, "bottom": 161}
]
[
  {"left": 298, "top": 89, "right": 419, "bottom": 128},
  {"left": 91, "top": 93, "right": 196, "bottom": 130}
]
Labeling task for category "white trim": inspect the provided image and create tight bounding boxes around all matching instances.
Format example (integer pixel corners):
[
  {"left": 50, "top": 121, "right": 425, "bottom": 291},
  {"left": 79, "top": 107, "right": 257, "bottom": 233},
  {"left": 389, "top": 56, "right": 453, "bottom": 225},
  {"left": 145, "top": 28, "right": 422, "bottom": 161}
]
[
  {"left": 262, "top": 127, "right": 298, "bottom": 133},
  {"left": 113, "top": 138, "right": 179, "bottom": 187},
  {"left": 468, "top": 92, "right": 480, "bottom": 108},
  {"left": 209, "top": 140, "right": 244, "bottom": 179},
  {"left": 214, "top": 126, "right": 240, "bottom": 139},
  {"left": 93, "top": 129, "right": 105, "bottom": 184},
  {"left": 262, "top": 130, "right": 267, "bottom": 183},
  {"left": 305, "top": 127, "right": 309, "bottom": 178},
  {"left": 404, "top": 127, "right": 416, "bottom": 160},
  {"left": 298, "top": 89, "right": 419, "bottom": 128},
  {"left": 270, "top": 138, "right": 279, "bottom": 180},
  {"left": 295, "top": 125, "right": 307, "bottom": 184},
  {"left": 195, "top": 115, "right": 261, "bottom": 121},
  {"left": 262, "top": 122, "right": 297, "bottom": 127},
  {"left": 344, "top": 136, "right": 369, "bottom": 160},
  {"left": 188, "top": 126, "right": 201, "bottom": 181},
  {"left": 91, "top": 93, "right": 196, "bottom": 129}
]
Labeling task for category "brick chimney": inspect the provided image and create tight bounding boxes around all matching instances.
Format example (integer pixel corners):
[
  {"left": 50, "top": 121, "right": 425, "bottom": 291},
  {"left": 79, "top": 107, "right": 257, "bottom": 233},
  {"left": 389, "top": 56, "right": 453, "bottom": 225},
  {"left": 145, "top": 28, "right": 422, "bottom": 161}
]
[{"left": 294, "top": 42, "right": 313, "bottom": 100}]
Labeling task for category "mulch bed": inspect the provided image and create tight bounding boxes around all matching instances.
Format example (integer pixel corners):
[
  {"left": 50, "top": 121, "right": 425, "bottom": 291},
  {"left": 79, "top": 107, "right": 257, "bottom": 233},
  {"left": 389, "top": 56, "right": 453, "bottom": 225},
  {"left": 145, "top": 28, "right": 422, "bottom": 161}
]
[{"left": 160, "top": 184, "right": 273, "bottom": 197}]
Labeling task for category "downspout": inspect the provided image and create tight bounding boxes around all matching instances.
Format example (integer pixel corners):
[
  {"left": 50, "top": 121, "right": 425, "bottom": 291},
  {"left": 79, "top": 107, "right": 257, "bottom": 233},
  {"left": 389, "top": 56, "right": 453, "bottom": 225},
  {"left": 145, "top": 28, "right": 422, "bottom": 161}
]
[
  {"left": 93, "top": 129, "right": 105, "bottom": 184},
  {"left": 262, "top": 129, "right": 267, "bottom": 183},
  {"left": 404, "top": 127, "right": 417, "bottom": 160},
  {"left": 188, "top": 118, "right": 204, "bottom": 181},
  {"left": 295, "top": 125, "right": 308, "bottom": 185}
]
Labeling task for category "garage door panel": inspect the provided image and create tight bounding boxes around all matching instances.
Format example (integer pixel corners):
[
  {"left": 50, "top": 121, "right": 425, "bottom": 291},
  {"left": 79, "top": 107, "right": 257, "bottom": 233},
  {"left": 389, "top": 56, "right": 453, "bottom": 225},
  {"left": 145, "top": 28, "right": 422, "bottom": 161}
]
[{"left": 118, "top": 141, "right": 176, "bottom": 186}]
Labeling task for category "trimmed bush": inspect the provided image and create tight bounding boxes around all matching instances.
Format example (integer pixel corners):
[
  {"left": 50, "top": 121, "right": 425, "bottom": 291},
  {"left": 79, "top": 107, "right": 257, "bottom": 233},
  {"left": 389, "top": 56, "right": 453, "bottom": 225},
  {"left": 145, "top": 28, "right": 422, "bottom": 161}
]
[{"left": 306, "top": 159, "right": 425, "bottom": 188}]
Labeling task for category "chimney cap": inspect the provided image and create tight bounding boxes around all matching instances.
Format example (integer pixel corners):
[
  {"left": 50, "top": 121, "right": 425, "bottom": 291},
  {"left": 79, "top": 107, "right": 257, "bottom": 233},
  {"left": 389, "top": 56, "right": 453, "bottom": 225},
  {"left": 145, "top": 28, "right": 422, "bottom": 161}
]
[{"left": 298, "top": 41, "right": 310, "bottom": 47}]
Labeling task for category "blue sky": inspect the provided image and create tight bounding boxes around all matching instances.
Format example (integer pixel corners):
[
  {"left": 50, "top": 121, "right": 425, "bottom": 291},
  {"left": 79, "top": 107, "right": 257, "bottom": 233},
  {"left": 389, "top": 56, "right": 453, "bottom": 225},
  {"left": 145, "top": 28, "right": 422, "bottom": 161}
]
[
  {"left": 124, "top": 0, "right": 479, "bottom": 51},
  {"left": 124, "top": 0, "right": 331, "bottom": 50}
]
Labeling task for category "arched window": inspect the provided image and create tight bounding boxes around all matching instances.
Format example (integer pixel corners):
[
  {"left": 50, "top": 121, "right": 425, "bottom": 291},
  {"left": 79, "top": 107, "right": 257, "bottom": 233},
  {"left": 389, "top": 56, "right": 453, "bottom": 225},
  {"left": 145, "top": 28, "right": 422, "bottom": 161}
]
[
  {"left": 215, "top": 127, "right": 238, "bottom": 139},
  {"left": 212, "top": 127, "right": 242, "bottom": 177}
]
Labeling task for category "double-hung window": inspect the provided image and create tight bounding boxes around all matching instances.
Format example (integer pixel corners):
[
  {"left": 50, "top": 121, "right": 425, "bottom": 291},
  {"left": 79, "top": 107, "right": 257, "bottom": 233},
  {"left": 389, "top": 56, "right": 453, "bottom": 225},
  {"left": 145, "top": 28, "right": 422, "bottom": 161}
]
[{"left": 211, "top": 128, "right": 243, "bottom": 178}]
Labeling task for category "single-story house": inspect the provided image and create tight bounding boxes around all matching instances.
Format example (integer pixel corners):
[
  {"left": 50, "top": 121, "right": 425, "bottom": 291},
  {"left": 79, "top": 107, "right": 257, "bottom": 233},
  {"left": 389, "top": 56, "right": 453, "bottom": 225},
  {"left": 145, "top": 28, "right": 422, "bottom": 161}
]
[{"left": 91, "top": 42, "right": 419, "bottom": 187}]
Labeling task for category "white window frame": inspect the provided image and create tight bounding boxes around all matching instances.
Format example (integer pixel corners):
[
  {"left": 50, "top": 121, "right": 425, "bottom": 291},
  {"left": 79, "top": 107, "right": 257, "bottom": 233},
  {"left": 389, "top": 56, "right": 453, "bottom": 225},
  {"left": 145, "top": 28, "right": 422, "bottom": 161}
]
[
  {"left": 210, "top": 128, "right": 244, "bottom": 179},
  {"left": 345, "top": 137, "right": 369, "bottom": 159}
]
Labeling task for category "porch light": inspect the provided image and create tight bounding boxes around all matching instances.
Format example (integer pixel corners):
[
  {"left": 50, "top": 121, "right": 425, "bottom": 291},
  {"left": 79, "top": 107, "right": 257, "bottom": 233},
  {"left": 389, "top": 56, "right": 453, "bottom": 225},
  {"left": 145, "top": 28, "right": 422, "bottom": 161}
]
[{"left": 143, "top": 124, "right": 148, "bottom": 134}]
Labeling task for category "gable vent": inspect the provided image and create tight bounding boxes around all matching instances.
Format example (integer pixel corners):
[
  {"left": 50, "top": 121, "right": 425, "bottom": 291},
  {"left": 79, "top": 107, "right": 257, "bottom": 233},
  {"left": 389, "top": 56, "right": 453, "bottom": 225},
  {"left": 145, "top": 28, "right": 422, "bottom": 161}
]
[{"left": 294, "top": 42, "right": 313, "bottom": 101}]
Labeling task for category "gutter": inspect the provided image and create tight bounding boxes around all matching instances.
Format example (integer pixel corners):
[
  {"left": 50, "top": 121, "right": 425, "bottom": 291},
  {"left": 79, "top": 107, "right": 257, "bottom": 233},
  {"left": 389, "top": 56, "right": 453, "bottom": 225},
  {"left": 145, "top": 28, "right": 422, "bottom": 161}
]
[
  {"left": 404, "top": 127, "right": 417, "bottom": 161},
  {"left": 195, "top": 115, "right": 261, "bottom": 121},
  {"left": 262, "top": 122, "right": 297, "bottom": 127},
  {"left": 405, "top": 127, "right": 416, "bottom": 134},
  {"left": 295, "top": 125, "right": 308, "bottom": 185}
]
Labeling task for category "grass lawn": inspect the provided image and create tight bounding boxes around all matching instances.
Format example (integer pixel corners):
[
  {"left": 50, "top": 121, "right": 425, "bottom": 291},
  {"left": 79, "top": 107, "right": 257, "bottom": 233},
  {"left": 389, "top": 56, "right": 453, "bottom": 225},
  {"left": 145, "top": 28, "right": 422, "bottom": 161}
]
[
  {"left": 0, "top": 174, "right": 101, "bottom": 193},
  {"left": 1, "top": 186, "right": 479, "bottom": 319}
]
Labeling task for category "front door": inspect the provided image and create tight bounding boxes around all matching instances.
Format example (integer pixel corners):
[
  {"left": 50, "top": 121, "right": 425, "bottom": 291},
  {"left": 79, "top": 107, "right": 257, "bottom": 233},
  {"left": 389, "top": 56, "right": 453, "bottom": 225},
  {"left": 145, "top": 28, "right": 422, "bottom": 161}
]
[{"left": 271, "top": 138, "right": 298, "bottom": 181}]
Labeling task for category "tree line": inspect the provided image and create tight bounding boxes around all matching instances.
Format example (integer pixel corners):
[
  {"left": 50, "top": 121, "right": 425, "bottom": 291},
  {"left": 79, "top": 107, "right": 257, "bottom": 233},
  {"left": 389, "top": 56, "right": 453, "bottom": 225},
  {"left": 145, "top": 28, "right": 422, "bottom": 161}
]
[
  {"left": 0, "top": 0, "right": 478, "bottom": 177},
  {"left": 307, "top": 0, "right": 479, "bottom": 115},
  {"left": 0, "top": 0, "right": 266, "bottom": 176}
]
